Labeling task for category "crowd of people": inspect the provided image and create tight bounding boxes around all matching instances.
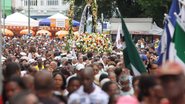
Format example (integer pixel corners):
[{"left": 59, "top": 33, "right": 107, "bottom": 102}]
[{"left": 2, "top": 36, "right": 185, "bottom": 104}]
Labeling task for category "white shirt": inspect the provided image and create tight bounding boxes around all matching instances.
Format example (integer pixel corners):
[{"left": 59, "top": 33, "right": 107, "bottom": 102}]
[{"left": 68, "top": 85, "right": 109, "bottom": 104}]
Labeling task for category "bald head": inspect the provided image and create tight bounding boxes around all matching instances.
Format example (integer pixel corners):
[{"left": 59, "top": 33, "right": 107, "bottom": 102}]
[
  {"left": 34, "top": 70, "right": 54, "bottom": 91},
  {"left": 23, "top": 75, "right": 34, "bottom": 90},
  {"left": 81, "top": 67, "right": 94, "bottom": 77},
  {"left": 80, "top": 67, "right": 95, "bottom": 92}
]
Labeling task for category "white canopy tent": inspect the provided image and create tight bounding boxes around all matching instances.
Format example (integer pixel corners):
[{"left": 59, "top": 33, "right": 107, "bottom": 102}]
[
  {"left": 149, "top": 22, "right": 163, "bottom": 36},
  {"left": 5, "top": 12, "right": 39, "bottom": 26},
  {"left": 48, "top": 13, "right": 68, "bottom": 19},
  {"left": 47, "top": 13, "right": 68, "bottom": 27},
  {"left": 110, "top": 18, "right": 163, "bottom": 35}
]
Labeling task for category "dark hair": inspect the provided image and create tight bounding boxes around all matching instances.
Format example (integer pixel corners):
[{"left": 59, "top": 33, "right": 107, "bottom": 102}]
[
  {"left": 98, "top": 63, "right": 104, "bottom": 69},
  {"left": 99, "top": 74, "right": 108, "bottom": 82},
  {"left": 83, "top": 56, "right": 88, "bottom": 61},
  {"left": 29, "top": 46, "right": 36, "bottom": 53},
  {"left": 138, "top": 75, "right": 157, "bottom": 101},
  {"left": 67, "top": 76, "right": 80, "bottom": 87},
  {"left": 6, "top": 76, "right": 27, "bottom": 90},
  {"left": 87, "top": 52, "right": 93, "bottom": 60},
  {"left": 114, "top": 68, "right": 122, "bottom": 82},
  {"left": 34, "top": 71, "right": 54, "bottom": 91},
  {"left": 10, "top": 90, "right": 34, "bottom": 104},
  {"left": 4, "top": 62, "right": 21, "bottom": 80},
  {"left": 115, "top": 59, "right": 120, "bottom": 64},
  {"left": 52, "top": 71, "right": 66, "bottom": 90},
  {"left": 102, "top": 81, "right": 115, "bottom": 93},
  {"left": 60, "top": 69, "right": 71, "bottom": 79}
]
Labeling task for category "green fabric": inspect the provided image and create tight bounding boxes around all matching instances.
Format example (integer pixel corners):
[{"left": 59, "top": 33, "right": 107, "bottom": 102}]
[
  {"left": 120, "top": 16, "right": 147, "bottom": 74},
  {"left": 173, "top": 22, "right": 185, "bottom": 63}
]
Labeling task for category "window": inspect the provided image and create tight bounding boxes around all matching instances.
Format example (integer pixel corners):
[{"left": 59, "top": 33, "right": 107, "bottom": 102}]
[
  {"left": 30, "top": 0, "right": 37, "bottom": 6},
  {"left": 47, "top": 0, "right": 58, "bottom": 6},
  {"left": 25, "top": 0, "right": 37, "bottom": 6},
  {"left": 41, "top": 0, "right": 44, "bottom": 6},
  {"left": 24, "top": 0, "right": 38, "bottom": 6},
  {"left": 24, "top": 0, "right": 28, "bottom": 6}
]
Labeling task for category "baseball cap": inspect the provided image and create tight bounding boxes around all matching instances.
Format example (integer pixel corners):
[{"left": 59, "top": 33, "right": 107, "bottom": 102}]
[
  {"left": 20, "top": 52, "right": 27, "bottom": 56},
  {"left": 28, "top": 59, "right": 37, "bottom": 64},
  {"left": 76, "top": 64, "right": 85, "bottom": 71},
  {"left": 140, "top": 54, "right": 148, "bottom": 61}
]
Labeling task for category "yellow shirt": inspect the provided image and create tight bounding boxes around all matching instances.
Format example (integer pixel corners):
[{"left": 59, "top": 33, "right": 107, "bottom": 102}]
[{"left": 35, "top": 65, "right": 45, "bottom": 71}]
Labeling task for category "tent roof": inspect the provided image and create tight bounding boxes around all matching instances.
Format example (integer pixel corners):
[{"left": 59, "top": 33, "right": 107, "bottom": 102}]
[
  {"left": 39, "top": 19, "right": 80, "bottom": 27},
  {"left": 5, "top": 12, "right": 39, "bottom": 26},
  {"left": 110, "top": 18, "right": 161, "bottom": 35},
  {"left": 48, "top": 13, "right": 68, "bottom": 19},
  {"left": 39, "top": 18, "right": 50, "bottom": 26},
  {"left": 149, "top": 22, "right": 163, "bottom": 35}
]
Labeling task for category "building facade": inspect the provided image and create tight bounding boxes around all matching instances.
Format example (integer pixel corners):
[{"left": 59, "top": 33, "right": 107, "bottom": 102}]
[
  {"left": 1, "top": 0, "right": 12, "bottom": 17},
  {"left": 12, "top": 0, "right": 69, "bottom": 20}
]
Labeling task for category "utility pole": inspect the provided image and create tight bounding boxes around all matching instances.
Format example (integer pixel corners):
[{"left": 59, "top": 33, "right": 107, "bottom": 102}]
[
  {"left": 28, "top": 0, "right": 30, "bottom": 35},
  {"left": 3, "top": 0, "right": 5, "bottom": 35}
]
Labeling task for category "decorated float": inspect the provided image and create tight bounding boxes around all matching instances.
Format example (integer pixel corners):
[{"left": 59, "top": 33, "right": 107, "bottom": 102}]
[{"left": 65, "top": 0, "right": 112, "bottom": 53}]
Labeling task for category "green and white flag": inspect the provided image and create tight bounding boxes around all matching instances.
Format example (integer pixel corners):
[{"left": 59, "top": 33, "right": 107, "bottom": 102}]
[
  {"left": 172, "top": 17, "right": 185, "bottom": 66},
  {"left": 119, "top": 15, "right": 147, "bottom": 76}
]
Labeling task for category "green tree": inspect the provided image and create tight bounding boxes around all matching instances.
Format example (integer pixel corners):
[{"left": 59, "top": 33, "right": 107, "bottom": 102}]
[
  {"left": 115, "top": 0, "right": 143, "bottom": 18},
  {"left": 97, "top": 0, "right": 115, "bottom": 19},
  {"left": 116, "top": 0, "right": 172, "bottom": 27},
  {"left": 65, "top": 0, "right": 171, "bottom": 27},
  {"left": 137, "top": 0, "right": 171, "bottom": 27}
]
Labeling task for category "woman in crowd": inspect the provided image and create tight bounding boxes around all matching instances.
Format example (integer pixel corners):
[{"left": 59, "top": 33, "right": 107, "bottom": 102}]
[{"left": 52, "top": 71, "right": 68, "bottom": 96}]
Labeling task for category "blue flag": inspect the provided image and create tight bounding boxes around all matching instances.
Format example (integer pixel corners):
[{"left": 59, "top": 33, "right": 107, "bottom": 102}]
[{"left": 157, "top": 0, "right": 180, "bottom": 65}]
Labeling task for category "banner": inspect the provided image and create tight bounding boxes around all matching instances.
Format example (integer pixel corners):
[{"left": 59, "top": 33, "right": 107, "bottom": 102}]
[
  {"left": 50, "top": 19, "right": 56, "bottom": 27},
  {"left": 56, "top": 19, "right": 66, "bottom": 27}
]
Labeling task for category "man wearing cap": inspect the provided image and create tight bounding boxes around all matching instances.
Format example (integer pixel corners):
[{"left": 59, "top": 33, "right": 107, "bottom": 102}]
[
  {"left": 66, "top": 64, "right": 85, "bottom": 85},
  {"left": 158, "top": 62, "right": 185, "bottom": 104}
]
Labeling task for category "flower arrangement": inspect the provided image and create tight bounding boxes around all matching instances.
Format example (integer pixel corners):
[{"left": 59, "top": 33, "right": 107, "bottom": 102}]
[{"left": 75, "top": 33, "right": 112, "bottom": 53}]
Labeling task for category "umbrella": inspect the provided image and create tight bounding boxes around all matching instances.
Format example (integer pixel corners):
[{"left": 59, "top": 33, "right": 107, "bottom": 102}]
[
  {"left": 36, "top": 30, "right": 52, "bottom": 36},
  {"left": 56, "top": 30, "right": 69, "bottom": 39},
  {"left": 20, "top": 29, "right": 35, "bottom": 35},
  {"left": 2, "top": 29, "right": 14, "bottom": 37}
]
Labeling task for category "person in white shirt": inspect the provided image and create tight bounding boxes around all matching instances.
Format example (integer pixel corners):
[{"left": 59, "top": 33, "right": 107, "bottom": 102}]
[{"left": 68, "top": 67, "right": 109, "bottom": 104}]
